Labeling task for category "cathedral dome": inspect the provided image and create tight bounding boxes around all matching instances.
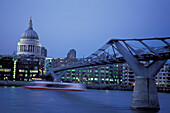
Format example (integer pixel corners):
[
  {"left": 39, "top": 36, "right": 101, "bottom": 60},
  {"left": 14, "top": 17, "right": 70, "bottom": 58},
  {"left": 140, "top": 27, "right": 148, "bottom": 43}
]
[
  {"left": 21, "top": 17, "right": 39, "bottom": 40},
  {"left": 21, "top": 29, "right": 38, "bottom": 39}
]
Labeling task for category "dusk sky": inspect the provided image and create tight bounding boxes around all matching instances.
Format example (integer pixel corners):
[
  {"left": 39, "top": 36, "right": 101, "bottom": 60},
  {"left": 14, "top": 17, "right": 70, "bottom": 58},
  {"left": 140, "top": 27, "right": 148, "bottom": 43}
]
[{"left": 0, "top": 0, "right": 170, "bottom": 58}]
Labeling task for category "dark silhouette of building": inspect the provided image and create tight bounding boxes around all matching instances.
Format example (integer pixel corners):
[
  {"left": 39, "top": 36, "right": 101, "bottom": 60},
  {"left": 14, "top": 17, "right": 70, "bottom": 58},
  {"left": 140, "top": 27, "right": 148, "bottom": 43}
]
[
  {"left": 67, "top": 49, "right": 76, "bottom": 59},
  {"left": 41, "top": 47, "right": 47, "bottom": 57}
]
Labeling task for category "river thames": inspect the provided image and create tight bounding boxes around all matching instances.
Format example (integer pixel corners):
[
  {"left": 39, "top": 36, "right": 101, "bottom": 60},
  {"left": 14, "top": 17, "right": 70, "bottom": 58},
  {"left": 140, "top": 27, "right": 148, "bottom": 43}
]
[{"left": 0, "top": 86, "right": 169, "bottom": 113}]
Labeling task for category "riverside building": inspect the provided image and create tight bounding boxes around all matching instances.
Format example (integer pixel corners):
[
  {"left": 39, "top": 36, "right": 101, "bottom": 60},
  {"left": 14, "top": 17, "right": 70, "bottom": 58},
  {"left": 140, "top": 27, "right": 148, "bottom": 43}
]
[
  {"left": 122, "top": 62, "right": 170, "bottom": 87},
  {"left": 60, "top": 64, "right": 123, "bottom": 85},
  {"left": 0, "top": 55, "right": 45, "bottom": 81},
  {"left": 155, "top": 63, "right": 170, "bottom": 87},
  {"left": 45, "top": 50, "right": 123, "bottom": 84}
]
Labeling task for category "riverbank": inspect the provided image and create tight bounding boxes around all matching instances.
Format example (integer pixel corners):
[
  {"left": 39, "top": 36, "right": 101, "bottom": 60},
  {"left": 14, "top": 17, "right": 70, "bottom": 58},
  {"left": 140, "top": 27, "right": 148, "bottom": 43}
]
[
  {"left": 86, "top": 83, "right": 170, "bottom": 93},
  {"left": 0, "top": 80, "right": 29, "bottom": 86},
  {"left": 86, "top": 83, "right": 134, "bottom": 91},
  {"left": 0, "top": 80, "right": 169, "bottom": 93}
]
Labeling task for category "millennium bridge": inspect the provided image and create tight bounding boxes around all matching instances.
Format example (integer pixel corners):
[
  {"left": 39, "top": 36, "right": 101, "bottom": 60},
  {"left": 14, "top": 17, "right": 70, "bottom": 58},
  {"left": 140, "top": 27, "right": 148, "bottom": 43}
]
[{"left": 46, "top": 37, "right": 170, "bottom": 110}]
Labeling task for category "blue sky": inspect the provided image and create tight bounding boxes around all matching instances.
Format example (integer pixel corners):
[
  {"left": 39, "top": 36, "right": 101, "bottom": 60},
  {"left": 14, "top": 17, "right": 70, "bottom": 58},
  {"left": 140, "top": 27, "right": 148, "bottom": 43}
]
[{"left": 0, "top": 0, "right": 170, "bottom": 58}]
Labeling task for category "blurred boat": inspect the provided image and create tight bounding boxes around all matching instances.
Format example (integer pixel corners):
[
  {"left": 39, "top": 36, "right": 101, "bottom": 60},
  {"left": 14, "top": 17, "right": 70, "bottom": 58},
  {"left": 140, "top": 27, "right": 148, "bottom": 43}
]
[{"left": 23, "top": 81, "right": 86, "bottom": 91}]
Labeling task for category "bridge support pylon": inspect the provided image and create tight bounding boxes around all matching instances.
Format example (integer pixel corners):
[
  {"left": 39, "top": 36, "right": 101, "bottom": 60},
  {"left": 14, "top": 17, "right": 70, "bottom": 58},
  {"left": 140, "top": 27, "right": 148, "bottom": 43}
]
[
  {"left": 113, "top": 41, "right": 167, "bottom": 109},
  {"left": 131, "top": 77, "right": 159, "bottom": 109}
]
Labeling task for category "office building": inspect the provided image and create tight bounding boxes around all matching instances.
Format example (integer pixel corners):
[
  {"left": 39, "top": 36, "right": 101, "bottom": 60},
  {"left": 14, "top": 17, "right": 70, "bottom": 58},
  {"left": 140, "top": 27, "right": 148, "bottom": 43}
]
[
  {"left": 45, "top": 50, "right": 123, "bottom": 84},
  {"left": 0, "top": 55, "right": 45, "bottom": 81},
  {"left": 122, "top": 62, "right": 170, "bottom": 87}
]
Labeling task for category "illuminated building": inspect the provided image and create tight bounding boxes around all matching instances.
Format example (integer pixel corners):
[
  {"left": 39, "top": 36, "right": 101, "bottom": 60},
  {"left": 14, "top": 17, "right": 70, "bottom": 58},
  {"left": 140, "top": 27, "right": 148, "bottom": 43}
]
[
  {"left": 15, "top": 55, "right": 45, "bottom": 81},
  {"left": 122, "top": 64, "right": 135, "bottom": 85},
  {"left": 155, "top": 63, "right": 170, "bottom": 87},
  {"left": 0, "top": 55, "right": 45, "bottom": 81},
  {"left": 45, "top": 50, "right": 123, "bottom": 84},
  {"left": 122, "top": 62, "right": 170, "bottom": 87},
  {"left": 60, "top": 64, "right": 123, "bottom": 85},
  {"left": 0, "top": 56, "right": 14, "bottom": 80}
]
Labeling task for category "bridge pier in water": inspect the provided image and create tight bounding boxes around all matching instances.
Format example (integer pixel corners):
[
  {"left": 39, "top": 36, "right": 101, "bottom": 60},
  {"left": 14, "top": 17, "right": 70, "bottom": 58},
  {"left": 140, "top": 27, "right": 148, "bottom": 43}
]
[
  {"left": 131, "top": 77, "right": 159, "bottom": 109},
  {"left": 114, "top": 41, "right": 167, "bottom": 110}
]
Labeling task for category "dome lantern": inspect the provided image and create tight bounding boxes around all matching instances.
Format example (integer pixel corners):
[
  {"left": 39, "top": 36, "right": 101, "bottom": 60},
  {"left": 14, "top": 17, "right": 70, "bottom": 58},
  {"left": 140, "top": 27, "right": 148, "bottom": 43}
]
[{"left": 28, "top": 16, "right": 33, "bottom": 30}]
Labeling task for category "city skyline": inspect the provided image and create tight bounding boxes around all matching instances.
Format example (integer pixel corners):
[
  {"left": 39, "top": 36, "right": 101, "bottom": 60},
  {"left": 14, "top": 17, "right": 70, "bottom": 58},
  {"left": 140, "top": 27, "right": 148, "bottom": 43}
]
[{"left": 0, "top": 0, "right": 170, "bottom": 58}]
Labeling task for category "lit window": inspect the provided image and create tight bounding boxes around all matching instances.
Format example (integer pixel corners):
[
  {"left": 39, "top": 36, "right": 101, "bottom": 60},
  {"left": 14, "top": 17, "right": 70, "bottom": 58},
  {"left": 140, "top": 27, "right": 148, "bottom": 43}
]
[
  {"left": 101, "top": 70, "right": 104, "bottom": 73},
  {"left": 95, "top": 70, "right": 98, "bottom": 73},
  {"left": 83, "top": 70, "right": 86, "bottom": 72},
  {"left": 110, "top": 79, "right": 113, "bottom": 81},
  {"left": 94, "top": 78, "right": 98, "bottom": 81},
  {"left": 30, "top": 70, "right": 38, "bottom": 73},
  {"left": 19, "top": 69, "right": 24, "bottom": 72},
  {"left": 4, "top": 69, "right": 11, "bottom": 72},
  {"left": 33, "top": 74, "right": 36, "bottom": 77},
  {"left": 19, "top": 74, "right": 23, "bottom": 76}
]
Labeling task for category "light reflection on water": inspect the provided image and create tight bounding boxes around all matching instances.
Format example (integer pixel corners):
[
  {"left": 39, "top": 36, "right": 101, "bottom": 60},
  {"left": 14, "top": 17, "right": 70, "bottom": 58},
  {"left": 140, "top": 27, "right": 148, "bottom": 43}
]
[{"left": 0, "top": 87, "right": 169, "bottom": 113}]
